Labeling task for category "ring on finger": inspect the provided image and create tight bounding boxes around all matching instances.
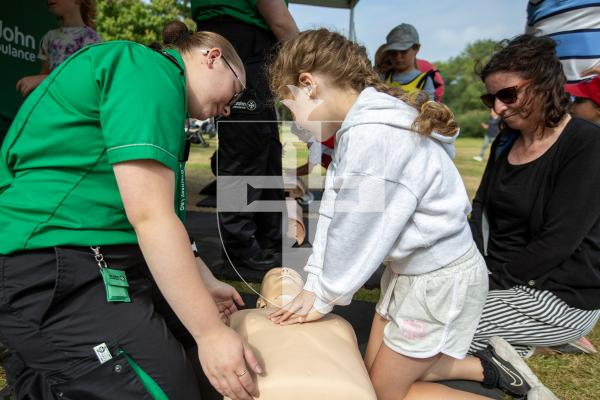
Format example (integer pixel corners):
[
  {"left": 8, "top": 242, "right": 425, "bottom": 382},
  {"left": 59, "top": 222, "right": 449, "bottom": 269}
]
[{"left": 236, "top": 369, "right": 248, "bottom": 378}]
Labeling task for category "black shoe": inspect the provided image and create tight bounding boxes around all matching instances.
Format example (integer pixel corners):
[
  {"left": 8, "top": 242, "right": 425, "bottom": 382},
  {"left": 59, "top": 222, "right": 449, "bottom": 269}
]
[
  {"left": 475, "top": 345, "right": 531, "bottom": 398},
  {"left": 229, "top": 252, "right": 279, "bottom": 272},
  {"left": 264, "top": 249, "right": 283, "bottom": 266}
]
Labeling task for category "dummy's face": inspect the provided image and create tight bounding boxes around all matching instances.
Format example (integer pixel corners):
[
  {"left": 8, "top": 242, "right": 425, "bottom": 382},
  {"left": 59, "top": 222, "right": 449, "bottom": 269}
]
[
  {"left": 571, "top": 98, "right": 600, "bottom": 125},
  {"left": 484, "top": 71, "right": 536, "bottom": 133},
  {"left": 387, "top": 46, "right": 419, "bottom": 73},
  {"left": 185, "top": 48, "right": 246, "bottom": 121},
  {"left": 48, "top": 0, "right": 80, "bottom": 17}
]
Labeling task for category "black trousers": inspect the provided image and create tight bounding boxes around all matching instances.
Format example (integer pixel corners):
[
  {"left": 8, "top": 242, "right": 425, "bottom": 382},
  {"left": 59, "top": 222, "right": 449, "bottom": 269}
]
[
  {"left": 0, "top": 246, "right": 217, "bottom": 400},
  {"left": 198, "top": 17, "right": 285, "bottom": 259}
]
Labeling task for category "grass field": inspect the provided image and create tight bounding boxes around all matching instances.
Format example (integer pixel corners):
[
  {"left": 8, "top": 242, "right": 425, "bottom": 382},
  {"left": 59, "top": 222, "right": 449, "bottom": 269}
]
[{"left": 1, "top": 136, "right": 598, "bottom": 398}]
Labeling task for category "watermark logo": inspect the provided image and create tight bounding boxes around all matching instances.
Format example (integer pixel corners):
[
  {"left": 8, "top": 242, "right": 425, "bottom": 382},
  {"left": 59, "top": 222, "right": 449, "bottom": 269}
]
[{"left": 280, "top": 85, "right": 323, "bottom": 135}]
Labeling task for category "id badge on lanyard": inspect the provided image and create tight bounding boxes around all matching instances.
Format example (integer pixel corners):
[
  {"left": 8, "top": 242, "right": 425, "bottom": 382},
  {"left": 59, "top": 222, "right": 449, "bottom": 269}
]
[{"left": 91, "top": 246, "right": 131, "bottom": 303}]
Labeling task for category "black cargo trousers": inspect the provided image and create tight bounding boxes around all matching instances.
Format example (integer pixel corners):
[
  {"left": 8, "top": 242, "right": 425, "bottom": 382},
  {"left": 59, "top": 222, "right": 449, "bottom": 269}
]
[
  {"left": 198, "top": 16, "right": 286, "bottom": 260},
  {"left": 0, "top": 245, "right": 214, "bottom": 399}
]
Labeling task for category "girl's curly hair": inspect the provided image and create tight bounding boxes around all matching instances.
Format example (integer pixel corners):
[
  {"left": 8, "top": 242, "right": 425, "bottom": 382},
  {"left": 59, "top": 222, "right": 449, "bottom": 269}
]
[{"left": 269, "top": 29, "right": 458, "bottom": 137}]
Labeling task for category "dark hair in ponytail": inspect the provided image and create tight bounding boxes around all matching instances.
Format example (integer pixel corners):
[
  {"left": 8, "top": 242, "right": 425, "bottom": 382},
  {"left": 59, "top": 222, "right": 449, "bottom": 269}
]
[
  {"left": 156, "top": 20, "right": 244, "bottom": 79},
  {"left": 162, "top": 20, "right": 190, "bottom": 46}
]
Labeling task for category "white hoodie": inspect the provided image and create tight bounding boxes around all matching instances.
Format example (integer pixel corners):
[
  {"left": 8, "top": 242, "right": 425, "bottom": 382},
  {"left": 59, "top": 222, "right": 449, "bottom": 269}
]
[{"left": 304, "top": 87, "right": 474, "bottom": 314}]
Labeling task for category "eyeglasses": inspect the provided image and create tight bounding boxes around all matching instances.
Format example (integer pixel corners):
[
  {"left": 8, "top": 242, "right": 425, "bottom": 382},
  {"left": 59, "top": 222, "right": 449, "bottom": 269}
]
[
  {"left": 480, "top": 82, "right": 528, "bottom": 108},
  {"left": 221, "top": 55, "right": 246, "bottom": 108}
]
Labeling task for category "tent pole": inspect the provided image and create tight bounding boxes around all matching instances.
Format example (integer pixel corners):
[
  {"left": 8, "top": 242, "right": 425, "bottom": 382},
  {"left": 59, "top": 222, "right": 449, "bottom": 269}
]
[{"left": 349, "top": 5, "right": 356, "bottom": 42}]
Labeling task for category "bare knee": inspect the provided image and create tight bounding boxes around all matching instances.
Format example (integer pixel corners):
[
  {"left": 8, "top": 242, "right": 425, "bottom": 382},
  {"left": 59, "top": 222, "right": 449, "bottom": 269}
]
[{"left": 370, "top": 370, "right": 410, "bottom": 400}]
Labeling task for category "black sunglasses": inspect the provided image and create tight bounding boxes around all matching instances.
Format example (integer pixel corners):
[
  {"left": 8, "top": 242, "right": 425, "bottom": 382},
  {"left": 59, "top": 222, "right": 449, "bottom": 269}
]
[
  {"left": 221, "top": 55, "right": 246, "bottom": 108},
  {"left": 481, "top": 82, "right": 528, "bottom": 108}
]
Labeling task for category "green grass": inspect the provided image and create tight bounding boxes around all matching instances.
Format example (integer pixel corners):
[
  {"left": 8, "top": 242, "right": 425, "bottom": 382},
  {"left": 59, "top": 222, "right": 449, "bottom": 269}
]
[{"left": 1, "top": 137, "right": 598, "bottom": 398}]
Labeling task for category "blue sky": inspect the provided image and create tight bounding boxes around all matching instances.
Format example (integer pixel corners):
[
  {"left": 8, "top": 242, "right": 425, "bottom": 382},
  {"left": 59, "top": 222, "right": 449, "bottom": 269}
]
[{"left": 289, "top": 0, "right": 527, "bottom": 63}]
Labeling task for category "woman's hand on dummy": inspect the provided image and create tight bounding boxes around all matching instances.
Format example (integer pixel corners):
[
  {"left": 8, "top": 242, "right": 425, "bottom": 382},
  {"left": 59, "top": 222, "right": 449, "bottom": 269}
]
[
  {"left": 206, "top": 280, "right": 245, "bottom": 324},
  {"left": 15, "top": 75, "right": 47, "bottom": 97},
  {"left": 197, "top": 325, "right": 263, "bottom": 400},
  {"left": 267, "top": 290, "right": 325, "bottom": 325}
]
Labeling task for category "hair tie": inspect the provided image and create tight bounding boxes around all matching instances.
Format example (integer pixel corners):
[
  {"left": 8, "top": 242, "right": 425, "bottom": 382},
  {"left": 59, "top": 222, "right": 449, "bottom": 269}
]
[{"left": 179, "top": 30, "right": 192, "bottom": 42}]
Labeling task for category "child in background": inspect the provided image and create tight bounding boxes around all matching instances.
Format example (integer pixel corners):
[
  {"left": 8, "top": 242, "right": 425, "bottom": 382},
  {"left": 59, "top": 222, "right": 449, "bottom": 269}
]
[
  {"left": 267, "top": 29, "right": 539, "bottom": 400},
  {"left": 567, "top": 75, "right": 600, "bottom": 125},
  {"left": 375, "top": 45, "right": 445, "bottom": 103},
  {"left": 16, "top": 0, "right": 101, "bottom": 97},
  {"left": 377, "top": 23, "right": 435, "bottom": 100}
]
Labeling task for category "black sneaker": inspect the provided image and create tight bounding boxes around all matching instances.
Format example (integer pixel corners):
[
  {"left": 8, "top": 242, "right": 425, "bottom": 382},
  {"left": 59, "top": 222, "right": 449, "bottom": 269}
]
[
  {"left": 475, "top": 344, "right": 531, "bottom": 398},
  {"left": 488, "top": 337, "right": 558, "bottom": 400}
]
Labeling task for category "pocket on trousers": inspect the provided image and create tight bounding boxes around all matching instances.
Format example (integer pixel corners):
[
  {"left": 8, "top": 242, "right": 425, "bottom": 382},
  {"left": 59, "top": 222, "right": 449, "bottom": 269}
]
[{"left": 49, "top": 353, "right": 152, "bottom": 400}]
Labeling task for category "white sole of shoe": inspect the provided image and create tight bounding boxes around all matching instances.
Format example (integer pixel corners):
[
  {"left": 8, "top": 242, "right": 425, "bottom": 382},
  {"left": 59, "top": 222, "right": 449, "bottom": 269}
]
[{"left": 489, "top": 337, "right": 559, "bottom": 400}]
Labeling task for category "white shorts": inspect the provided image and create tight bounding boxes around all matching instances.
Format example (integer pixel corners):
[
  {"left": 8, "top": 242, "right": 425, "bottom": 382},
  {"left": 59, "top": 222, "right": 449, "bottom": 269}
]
[{"left": 375, "top": 244, "right": 488, "bottom": 359}]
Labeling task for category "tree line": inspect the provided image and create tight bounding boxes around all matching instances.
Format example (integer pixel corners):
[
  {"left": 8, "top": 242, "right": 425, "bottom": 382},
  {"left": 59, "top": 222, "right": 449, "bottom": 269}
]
[{"left": 96, "top": 0, "right": 497, "bottom": 137}]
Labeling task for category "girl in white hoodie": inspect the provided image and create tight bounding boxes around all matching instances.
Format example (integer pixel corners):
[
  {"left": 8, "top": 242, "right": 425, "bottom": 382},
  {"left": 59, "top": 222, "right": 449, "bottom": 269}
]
[{"left": 268, "top": 30, "right": 543, "bottom": 400}]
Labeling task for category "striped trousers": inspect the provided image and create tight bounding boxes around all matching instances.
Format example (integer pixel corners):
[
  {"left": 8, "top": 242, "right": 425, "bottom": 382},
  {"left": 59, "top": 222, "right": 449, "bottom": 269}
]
[{"left": 469, "top": 286, "right": 600, "bottom": 357}]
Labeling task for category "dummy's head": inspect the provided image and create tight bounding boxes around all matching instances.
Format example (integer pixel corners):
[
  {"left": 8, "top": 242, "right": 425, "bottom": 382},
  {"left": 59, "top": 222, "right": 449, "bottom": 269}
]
[
  {"left": 270, "top": 28, "right": 457, "bottom": 138},
  {"left": 163, "top": 24, "right": 245, "bottom": 121},
  {"left": 256, "top": 268, "right": 304, "bottom": 309}
]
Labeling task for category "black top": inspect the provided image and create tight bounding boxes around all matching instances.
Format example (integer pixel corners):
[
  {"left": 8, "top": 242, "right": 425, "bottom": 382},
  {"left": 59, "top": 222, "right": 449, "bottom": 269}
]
[
  {"left": 487, "top": 155, "right": 548, "bottom": 265},
  {"left": 470, "top": 117, "right": 600, "bottom": 310}
]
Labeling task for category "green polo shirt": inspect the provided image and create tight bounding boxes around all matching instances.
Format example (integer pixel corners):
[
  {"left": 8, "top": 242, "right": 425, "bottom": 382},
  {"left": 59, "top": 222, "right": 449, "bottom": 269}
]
[
  {"left": 192, "top": 0, "right": 288, "bottom": 32},
  {"left": 0, "top": 41, "right": 188, "bottom": 255}
]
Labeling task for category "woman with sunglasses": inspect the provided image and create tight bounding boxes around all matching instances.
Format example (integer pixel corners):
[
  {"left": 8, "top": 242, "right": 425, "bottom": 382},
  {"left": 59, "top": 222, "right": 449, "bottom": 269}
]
[
  {"left": 0, "top": 28, "right": 262, "bottom": 400},
  {"left": 470, "top": 34, "right": 600, "bottom": 370}
]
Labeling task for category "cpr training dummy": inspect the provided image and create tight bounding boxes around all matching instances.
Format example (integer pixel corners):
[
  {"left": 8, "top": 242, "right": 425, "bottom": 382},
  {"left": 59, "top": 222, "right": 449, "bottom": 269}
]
[{"left": 226, "top": 268, "right": 377, "bottom": 400}]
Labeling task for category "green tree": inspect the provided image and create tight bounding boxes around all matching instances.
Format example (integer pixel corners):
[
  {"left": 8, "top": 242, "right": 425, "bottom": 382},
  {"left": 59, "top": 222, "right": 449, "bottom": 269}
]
[
  {"left": 435, "top": 39, "right": 498, "bottom": 137},
  {"left": 97, "top": 0, "right": 195, "bottom": 44}
]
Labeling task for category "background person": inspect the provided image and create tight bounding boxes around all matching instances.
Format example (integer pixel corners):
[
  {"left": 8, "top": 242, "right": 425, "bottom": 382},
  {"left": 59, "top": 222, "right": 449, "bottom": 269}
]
[
  {"left": 16, "top": 0, "right": 101, "bottom": 97},
  {"left": 191, "top": 0, "right": 299, "bottom": 271},
  {"left": 469, "top": 35, "right": 600, "bottom": 369},
  {"left": 376, "top": 23, "right": 435, "bottom": 100},
  {"left": 0, "top": 30, "right": 261, "bottom": 400},
  {"left": 566, "top": 75, "right": 600, "bottom": 125},
  {"left": 473, "top": 109, "right": 501, "bottom": 162}
]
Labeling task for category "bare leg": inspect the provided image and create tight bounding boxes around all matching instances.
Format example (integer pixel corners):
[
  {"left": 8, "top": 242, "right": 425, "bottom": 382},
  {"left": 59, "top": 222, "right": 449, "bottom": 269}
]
[
  {"left": 404, "top": 382, "right": 493, "bottom": 400},
  {"left": 364, "top": 313, "right": 386, "bottom": 372},
  {"left": 421, "top": 354, "right": 484, "bottom": 382},
  {"left": 369, "top": 343, "right": 491, "bottom": 400},
  {"left": 369, "top": 341, "right": 440, "bottom": 400}
]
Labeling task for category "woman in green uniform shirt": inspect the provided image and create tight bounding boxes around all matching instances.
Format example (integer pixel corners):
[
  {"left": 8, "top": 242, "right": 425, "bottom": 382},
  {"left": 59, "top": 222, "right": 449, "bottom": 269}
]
[{"left": 0, "top": 29, "right": 261, "bottom": 400}]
